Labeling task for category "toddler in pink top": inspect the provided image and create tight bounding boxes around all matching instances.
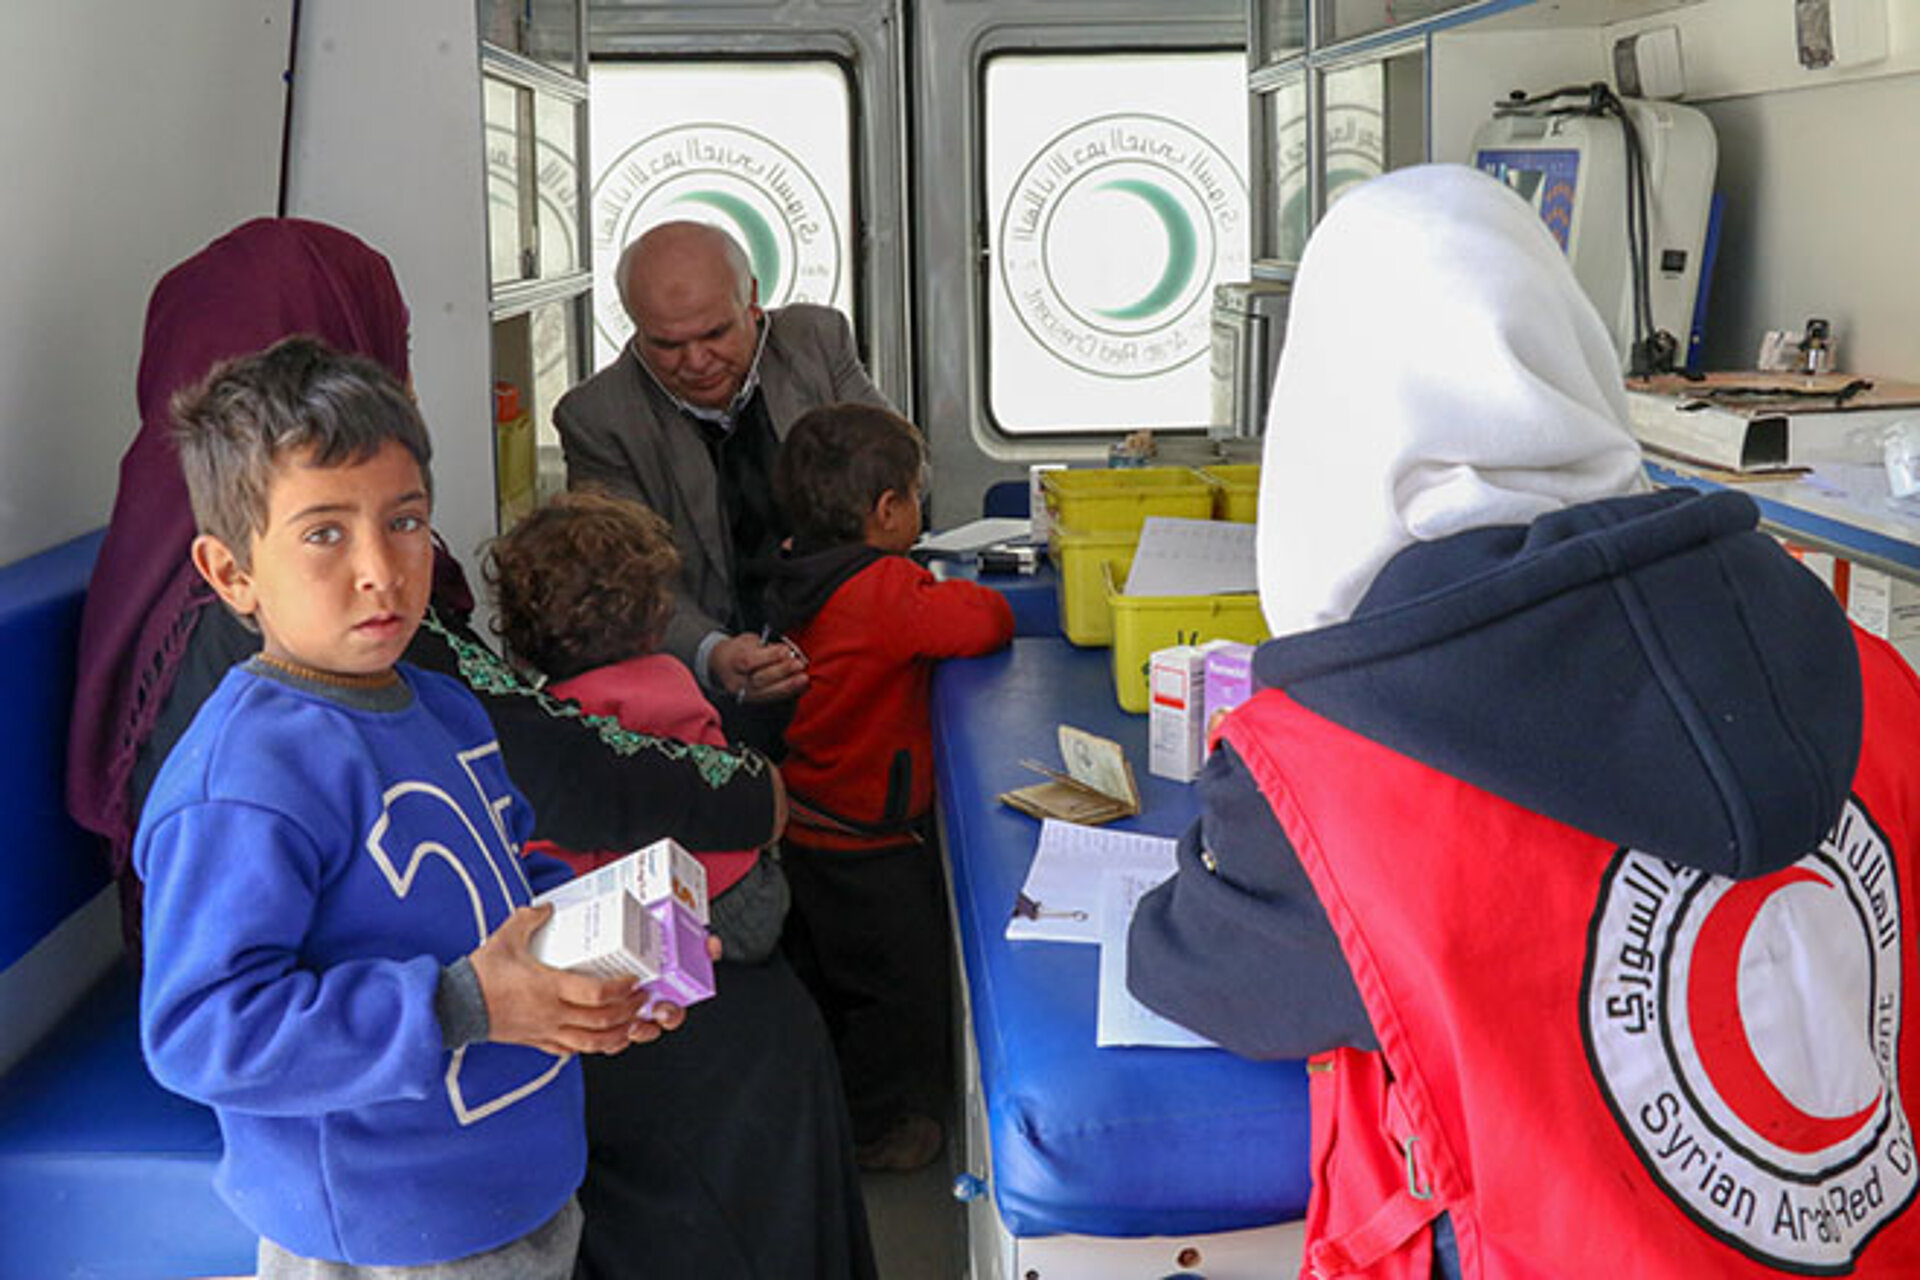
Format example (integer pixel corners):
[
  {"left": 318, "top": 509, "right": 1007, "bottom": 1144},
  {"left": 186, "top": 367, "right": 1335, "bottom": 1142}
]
[{"left": 486, "top": 491, "right": 787, "bottom": 961}]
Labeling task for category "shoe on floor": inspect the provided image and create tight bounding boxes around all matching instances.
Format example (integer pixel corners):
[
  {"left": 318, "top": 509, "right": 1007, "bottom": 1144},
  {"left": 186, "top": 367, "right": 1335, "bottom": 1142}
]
[{"left": 856, "top": 1113, "right": 945, "bottom": 1173}]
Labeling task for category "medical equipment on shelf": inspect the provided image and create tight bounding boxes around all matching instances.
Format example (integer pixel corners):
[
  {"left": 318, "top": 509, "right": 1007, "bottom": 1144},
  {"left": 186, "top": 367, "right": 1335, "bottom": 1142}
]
[
  {"left": 1208, "top": 278, "right": 1292, "bottom": 440},
  {"left": 1472, "top": 84, "right": 1716, "bottom": 377}
]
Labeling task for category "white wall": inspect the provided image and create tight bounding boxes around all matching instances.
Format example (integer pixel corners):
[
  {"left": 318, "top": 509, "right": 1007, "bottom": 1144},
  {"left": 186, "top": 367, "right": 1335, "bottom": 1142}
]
[
  {"left": 1693, "top": 73, "right": 1920, "bottom": 374},
  {"left": 285, "top": 0, "right": 496, "bottom": 580},
  {"left": 1602, "top": 0, "right": 1920, "bottom": 373},
  {"left": 1435, "top": 0, "right": 1920, "bottom": 380},
  {"left": 0, "top": 2, "right": 288, "bottom": 567}
]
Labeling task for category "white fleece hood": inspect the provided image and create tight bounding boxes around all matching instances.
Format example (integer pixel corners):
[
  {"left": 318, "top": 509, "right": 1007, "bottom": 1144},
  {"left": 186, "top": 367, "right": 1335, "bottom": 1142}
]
[{"left": 1255, "top": 163, "right": 1648, "bottom": 637}]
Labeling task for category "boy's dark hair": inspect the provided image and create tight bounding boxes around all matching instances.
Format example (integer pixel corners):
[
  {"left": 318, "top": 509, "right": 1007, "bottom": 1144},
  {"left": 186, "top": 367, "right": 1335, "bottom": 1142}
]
[
  {"left": 484, "top": 490, "right": 682, "bottom": 683},
  {"left": 171, "top": 335, "right": 433, "bottom": 570},
  {"left": 773, "top": 402, "right": 927, "bottom": 545}
]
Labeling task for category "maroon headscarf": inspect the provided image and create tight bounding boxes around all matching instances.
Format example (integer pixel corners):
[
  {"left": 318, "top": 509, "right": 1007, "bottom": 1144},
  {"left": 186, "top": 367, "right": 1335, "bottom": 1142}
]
[{"left": 66, "top": 218, "right": 418, "bottom": 875}]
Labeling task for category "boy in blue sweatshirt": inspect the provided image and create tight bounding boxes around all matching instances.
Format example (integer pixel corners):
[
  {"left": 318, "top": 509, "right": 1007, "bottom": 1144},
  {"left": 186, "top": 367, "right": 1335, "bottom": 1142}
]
[{"left": 135, "top": 337, "right": 675, "bottom": 1277}]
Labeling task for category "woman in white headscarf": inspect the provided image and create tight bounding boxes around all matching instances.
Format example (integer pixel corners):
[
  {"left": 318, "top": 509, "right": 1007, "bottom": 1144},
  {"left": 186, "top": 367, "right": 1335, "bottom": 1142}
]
[
  {"left": 1130, "top": 166, "right": 1918, "bottom": 1278},
  {"left": 1254, "top": 161, "right": 1646, "bottom": 636}
]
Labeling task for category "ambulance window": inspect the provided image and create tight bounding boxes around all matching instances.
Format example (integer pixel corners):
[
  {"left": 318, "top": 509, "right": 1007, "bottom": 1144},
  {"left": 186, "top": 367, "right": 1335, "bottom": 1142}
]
[
  {"left": 1262, "top": 74, "right": 1310, "bottom": 266},
  {"left": 586, "top": 59, "right": 858, "bottom": 371},
  {"left": 1322, "top": 0, "right": 1476, "bottom": 45},
  {"left": 1320, "top": 50, "right": 1426, "bottom": 212},
  {"left": 983, "top": 50, "right": 1251, "bottom": 435}
]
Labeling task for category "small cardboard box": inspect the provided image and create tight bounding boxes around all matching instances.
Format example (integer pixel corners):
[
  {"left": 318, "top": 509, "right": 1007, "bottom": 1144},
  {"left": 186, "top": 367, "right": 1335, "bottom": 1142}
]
[
  {"left": 1201, "top": 640, "right": 1256, "bottom": 743},
  {"left": 532, "top": 838, "right": 717, "bottom": 1008},
  {"left": 537, "top": 836, "right": 709, "bottom": 926},
  {"left": 1148, "top": 645, "right": 1207, "bottom": 782},
  {"left": 646, "top": 898, "right": 717, "bottom": 1007},
  {"left": 530, "top": 890, "right": 716, "bottom": 1008},
  {"left": 1847, "top": 565, "right": 1920, "bottom": 644},
  {"left": 530, "top": 890, "right": 663, "bottom": 984}
]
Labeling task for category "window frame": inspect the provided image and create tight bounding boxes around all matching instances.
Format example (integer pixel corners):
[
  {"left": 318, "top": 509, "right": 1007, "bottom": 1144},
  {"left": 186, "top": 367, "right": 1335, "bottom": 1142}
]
[{"left": 974, "top": 44, "right": 1256, "bottom": 439}]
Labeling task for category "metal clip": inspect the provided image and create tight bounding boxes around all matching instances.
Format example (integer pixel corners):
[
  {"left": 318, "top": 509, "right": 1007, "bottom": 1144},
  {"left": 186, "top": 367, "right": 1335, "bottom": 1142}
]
[
  {"left": 1402, "top": 1134, "right": 1434, "bottom": 1202},
  {"left": 1012, "top": 892, "right": 1087, "bottom": 922}
]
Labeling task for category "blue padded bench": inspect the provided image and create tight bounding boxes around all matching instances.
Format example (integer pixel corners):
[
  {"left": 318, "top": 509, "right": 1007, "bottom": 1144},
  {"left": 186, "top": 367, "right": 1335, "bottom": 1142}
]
[
  {"left": 933, "top": 637, "right": 1312, "bottom": 1238},
  {"left": 0, "top": 529, "right": 255, "bottom": 1278}
]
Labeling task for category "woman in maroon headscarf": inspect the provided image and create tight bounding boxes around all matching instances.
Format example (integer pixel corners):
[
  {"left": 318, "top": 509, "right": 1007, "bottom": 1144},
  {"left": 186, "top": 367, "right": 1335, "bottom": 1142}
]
[{"left": 66, "top": 218, "right": 875, "bottom": 1280}]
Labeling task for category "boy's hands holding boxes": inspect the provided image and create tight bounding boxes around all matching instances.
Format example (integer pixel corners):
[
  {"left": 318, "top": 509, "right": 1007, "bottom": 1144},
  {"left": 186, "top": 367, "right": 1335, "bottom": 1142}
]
[
  {"left": 474, "top": 838, "right": 721, "bottom": 1056},
  {"left": 471, "top": 905, "right": 662, "bottom": 1056},
  {"left": 529, "top": 837, "right": 719, "bottom": 1020}
]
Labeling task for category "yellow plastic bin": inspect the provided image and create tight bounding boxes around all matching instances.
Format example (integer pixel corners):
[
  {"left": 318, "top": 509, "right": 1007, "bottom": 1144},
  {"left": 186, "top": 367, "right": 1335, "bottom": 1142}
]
[
  {"left": 1041, "top": 467, "right": 1214, "bottom": 533},
  {"left": 1103, "top": 562, "right": 1269, "bottom": 713},
  {"left": 1199, "top": 464, "right": 1261, "bottom": 523},
  {"left": 1049, "top": 525, "right": 1138, "bottom": 647}
]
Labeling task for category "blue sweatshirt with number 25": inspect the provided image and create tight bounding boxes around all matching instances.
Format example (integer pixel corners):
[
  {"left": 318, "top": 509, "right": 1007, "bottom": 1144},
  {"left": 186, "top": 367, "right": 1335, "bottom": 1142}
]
[{"left": 134, "top": 660, "right": 581, "bottom": 1267}]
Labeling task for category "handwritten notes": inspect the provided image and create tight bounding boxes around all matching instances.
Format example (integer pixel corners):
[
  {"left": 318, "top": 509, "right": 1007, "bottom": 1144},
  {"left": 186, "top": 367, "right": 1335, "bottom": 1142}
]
[
  {"left": 1095, "top": 868, "right": 1214, "bottom": 1048},
  {"left": 1122, "top": 517, "right": 1258, "bottom": 598},
  {"left": 1006, "top": 819, "right": 1175, "bottom": 944}
]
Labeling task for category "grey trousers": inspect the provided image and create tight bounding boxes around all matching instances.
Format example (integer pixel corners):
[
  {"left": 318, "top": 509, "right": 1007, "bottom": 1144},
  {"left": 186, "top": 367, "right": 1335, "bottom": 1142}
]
[{"left": 255, "top": 1197, "right": 581, "bottom": 1280}]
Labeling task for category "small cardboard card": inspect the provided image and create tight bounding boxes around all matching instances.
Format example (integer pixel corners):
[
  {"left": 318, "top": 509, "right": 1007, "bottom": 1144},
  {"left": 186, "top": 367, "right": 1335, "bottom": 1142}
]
[{"left": 998, "top": 725, "right": 1140, "bottom": 826}]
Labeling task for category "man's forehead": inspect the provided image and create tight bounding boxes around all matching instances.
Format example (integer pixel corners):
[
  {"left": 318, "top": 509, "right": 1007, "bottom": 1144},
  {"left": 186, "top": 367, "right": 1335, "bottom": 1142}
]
[{"left": 636, "top": 296, "right": 746, "bottom": 343}]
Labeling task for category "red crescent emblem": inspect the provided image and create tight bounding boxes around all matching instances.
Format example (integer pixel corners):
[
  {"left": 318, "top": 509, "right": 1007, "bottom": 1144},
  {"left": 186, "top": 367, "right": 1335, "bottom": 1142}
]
[{"left": 1686, "top": 867, "right": 1881, "bottom": 1153}]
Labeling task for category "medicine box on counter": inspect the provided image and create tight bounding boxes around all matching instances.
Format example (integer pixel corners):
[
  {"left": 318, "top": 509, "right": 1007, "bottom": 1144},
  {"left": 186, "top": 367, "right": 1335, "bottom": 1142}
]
[
  {"left": 1148, "top": 646, "right": 1208, "bottom": 782},
  {"left": 1103, "top": 562, "right": 1269, "bottom": 714},
  {"left": 1201, "top": 640, "right": 1256, "bottom": 741}
]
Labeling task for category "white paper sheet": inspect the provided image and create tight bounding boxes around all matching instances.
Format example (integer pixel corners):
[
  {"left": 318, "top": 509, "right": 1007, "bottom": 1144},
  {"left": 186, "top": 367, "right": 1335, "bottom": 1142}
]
[
  {"left": 1096, "top": 867, "right": 1214, "bottom": 1048},
  {"left": 915, "top": 517, "right": 1036, "bottom": 556},
  {"left": 1122, "top": 516, "right": 1259, "bottom": 597},
  {"left": 1005, "top": 819, "right": 1177, "bottom": 944}
]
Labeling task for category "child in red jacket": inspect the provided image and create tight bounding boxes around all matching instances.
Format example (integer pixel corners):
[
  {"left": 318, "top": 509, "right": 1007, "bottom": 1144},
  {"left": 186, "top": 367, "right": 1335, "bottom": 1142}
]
[{"left": 765, "top": 402, "right": 1014, "bottom": 1172}]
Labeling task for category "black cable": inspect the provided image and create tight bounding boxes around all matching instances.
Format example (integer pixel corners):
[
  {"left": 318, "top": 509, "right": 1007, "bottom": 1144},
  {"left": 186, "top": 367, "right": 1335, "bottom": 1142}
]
[
  {"left": 1600, "top": 82, "right": 1670, "bottom": 376},
  {"left": 1491, "top": 82, "right": 1678, "bottom": 376},
  {"left": 276, "top": 0, "right": 303, "bottom": 219}
]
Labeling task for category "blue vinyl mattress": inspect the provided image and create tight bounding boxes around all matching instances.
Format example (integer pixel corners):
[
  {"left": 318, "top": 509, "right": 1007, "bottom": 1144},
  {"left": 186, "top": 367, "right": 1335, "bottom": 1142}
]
[{"left": 932, "top": 637, "right": 1312, "bottom": 1239}]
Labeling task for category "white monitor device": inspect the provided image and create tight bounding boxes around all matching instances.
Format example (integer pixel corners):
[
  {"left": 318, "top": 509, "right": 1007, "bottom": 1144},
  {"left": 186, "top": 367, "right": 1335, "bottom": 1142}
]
[{"left": 1472, "top": 94, "right": 1716, "bottom": 373}]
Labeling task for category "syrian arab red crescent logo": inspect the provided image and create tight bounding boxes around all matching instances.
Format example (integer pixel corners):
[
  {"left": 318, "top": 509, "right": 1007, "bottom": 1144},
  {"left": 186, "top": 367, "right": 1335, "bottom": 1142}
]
[
  {"left": 1688, "top": 868, "right": 1881, "bottom": 1155},
  {"left": 1583, "top": 798, "right": 1914, "bottom": 1271}
]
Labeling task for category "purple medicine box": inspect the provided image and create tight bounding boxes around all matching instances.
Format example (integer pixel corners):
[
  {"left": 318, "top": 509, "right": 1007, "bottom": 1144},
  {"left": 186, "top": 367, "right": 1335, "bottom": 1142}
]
[
  {"left": 646, "top": 898, "right": 715, "bottom": 1008},
  {"left": 1203, "top": 640, "right": 1256, "bottom": 741}
]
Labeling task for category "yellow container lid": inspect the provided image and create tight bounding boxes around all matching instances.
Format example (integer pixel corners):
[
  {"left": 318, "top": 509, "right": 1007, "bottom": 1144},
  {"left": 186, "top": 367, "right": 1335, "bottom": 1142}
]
[{"left": 1040, "top": 467, "right": 1214, "bottom": 533}]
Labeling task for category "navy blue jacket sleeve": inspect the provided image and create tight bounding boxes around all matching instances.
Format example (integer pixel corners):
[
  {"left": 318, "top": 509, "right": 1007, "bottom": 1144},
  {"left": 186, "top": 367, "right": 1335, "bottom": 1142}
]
[{"left": 1126, "top": 741, "right": 1378, "bottom": 1058}]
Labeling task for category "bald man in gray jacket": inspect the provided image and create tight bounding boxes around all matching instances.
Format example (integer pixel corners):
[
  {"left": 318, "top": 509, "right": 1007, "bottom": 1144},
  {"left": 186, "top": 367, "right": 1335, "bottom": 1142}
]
[{"left": 556, "top": 221, "right": 892, "bottom": 707}]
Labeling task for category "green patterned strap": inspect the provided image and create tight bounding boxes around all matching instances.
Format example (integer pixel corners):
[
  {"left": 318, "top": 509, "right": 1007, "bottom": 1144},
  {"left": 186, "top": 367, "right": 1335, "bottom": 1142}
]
[{"left": 420, "top": 608, "right": 761, "bottom": 790}]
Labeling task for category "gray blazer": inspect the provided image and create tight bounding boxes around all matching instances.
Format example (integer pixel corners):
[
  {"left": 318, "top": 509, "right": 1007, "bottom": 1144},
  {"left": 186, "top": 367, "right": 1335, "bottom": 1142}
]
[{"left": 554, "top": 303, "right": 893, "bottom": 667}]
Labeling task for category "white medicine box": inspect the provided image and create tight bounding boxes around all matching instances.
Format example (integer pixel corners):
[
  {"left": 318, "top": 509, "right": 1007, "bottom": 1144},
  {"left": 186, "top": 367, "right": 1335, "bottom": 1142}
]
[
  {"left": 536, "top": 836, "right": 709, "bottom": 926},
  {"left": 530, "top": 890, "right": 663, "bottom": 983},
  {"left": 1148, "top": 645, "right": 1207, "bottom": 783}
]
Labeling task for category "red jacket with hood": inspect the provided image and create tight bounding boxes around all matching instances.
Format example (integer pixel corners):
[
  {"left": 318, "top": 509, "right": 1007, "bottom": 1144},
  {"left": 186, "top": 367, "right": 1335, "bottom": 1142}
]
[{"left": 766, "top": 544, "right": 1013, "bottom": 851}]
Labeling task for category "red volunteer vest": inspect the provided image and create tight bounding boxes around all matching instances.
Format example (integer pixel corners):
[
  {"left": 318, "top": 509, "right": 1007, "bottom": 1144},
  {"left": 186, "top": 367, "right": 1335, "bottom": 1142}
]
[{"left": 1221, "top": 629, "right": 1920, "bottom": 1279}]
